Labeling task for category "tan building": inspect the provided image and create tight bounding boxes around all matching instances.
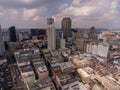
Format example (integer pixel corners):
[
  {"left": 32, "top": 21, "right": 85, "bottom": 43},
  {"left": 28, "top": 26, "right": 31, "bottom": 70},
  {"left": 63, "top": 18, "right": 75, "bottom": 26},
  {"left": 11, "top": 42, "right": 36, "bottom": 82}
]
[
  {"left": 95, "top": 71, "right": 120, "bottom": 90},
  {"left": 77, "top": 68, "right": 90, "bottom": 83},
  {"left": 32, "top": 59, "right": 49, "bottom": 80},
  {"left": 19, "top": 64, "right": 35, "bottom": 84},
  {"left": 56, "top": 73, "right": 85, "bottom": 90}
]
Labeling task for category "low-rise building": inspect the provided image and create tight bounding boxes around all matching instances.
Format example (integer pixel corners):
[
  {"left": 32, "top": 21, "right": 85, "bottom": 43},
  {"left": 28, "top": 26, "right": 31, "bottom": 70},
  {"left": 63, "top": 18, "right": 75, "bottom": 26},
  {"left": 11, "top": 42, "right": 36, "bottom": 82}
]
[
  {"left": 60, "top": 62, "right": 75, "bottom": 73},
  {"left": 95, "top": 71, "right": 120, "bottom": 90},
  {"left": 14, "top": 48, "right": 40, "bottom": 61},
  {"left": 56, "top": 73, "right": 88, "bottom": 90},
  {"left": 32, "top": 59, "right": 48, "bottom": 79},
  {"left": 83, "top": 67, "right": 94, "bottom": 74},
  {"left": 28, "top": 78, "right": 55, "bottom": 90},
  {"left": 92, "top": 84, "right": 105, "bottom": 90},
  {"left": 19, "top": 64, "right": 35, "bottom": 84},
  {"left": 77, "top": 68, "right": 90, "bottom": 83}
]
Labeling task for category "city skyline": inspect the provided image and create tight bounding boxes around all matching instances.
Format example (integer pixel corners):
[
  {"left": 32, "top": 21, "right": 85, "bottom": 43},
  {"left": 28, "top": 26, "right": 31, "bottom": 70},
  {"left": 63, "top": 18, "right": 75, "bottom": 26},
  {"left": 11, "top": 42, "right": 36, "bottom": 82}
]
[{"left": 0, "top": 0, "right": 120, "bottom": 29}]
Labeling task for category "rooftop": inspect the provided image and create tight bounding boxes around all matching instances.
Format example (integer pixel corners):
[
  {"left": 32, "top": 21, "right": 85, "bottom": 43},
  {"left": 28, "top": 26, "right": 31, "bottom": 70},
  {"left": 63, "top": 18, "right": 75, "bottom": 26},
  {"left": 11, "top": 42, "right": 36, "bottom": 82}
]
[
  {"left": 28, "top": 78, "right": 55, "bottom": 90},
  {"left": 77, "top": 68, "right": 90, "bottom": 78},
  {"left": 20, "top": 64, "right": 33, "bottom": 73},
  {"left": 56, "top": 73, "right": 76, "bottom": 85},
  {"left": 34, "top": 61, "right": 48, "bottom": 72}
]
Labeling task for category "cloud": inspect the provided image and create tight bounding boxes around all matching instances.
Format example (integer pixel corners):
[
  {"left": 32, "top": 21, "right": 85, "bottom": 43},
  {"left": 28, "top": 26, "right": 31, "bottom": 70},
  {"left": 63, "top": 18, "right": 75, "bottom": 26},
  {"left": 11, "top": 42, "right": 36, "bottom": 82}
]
[
  {"left": 0, "top": 12, "right": 4, "bottom": 16},
  {"left": 32, "top": 16, "right": 40, "bottom": 21},
  {"left": 0, "top": 0, "right": 120, "bottom": 29},
  {"left": 53, "top": 0, "right": 120, "bottom": 28},
  {"left": 23, "top": 8, "right": 37, "bottom": 20},
  {"left": 23, "top": 6, "right": 47, "bottom": 21},
  {"left": 0, "top": 0, "right": 65, "bottom": 9}
]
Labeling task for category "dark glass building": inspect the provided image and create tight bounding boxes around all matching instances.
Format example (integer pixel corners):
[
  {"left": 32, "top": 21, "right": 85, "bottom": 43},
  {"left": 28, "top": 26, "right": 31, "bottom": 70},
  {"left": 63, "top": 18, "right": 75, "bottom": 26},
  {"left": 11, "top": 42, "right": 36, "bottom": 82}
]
[
  {"left": 31, "top": 29, "right": 46, "bottom": 36},
  {"left": 62, "top": 17, "right": 72, "bottom": 41},
  {"left": 9, "top": 26, "right": 17, "bottom": 42}
]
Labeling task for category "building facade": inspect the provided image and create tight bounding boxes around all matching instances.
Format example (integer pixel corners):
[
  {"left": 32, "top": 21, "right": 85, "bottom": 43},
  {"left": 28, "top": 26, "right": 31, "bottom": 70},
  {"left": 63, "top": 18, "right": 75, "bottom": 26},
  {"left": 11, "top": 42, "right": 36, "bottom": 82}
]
[
  {"left": 47, "top": 18, "right": 56, "bottom": 50},
  {"left": 9, "top": 26, "right": 17, "bottom": 42},
  {"left": 62, "top": 17, "right": 71, "bottom": 41},
  {"left": 0, "top": 25, "right": 5, "bottom": 56}
]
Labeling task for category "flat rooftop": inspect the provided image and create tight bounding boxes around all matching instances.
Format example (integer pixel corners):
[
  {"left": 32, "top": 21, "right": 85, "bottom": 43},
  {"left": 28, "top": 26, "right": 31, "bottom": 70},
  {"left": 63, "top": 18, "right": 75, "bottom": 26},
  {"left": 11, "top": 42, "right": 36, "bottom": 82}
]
[
  {"left": 28, "top": 78, "right": 55, "bottom": 90},
  {"left": 57, "top": 73, "right": 76, "bottom": 85},
  {"left": 34, "top": 61, "right": 48, "bottom": 72},
  {"left": 20, "top": 64, "right": 33, "bottom": 73}
]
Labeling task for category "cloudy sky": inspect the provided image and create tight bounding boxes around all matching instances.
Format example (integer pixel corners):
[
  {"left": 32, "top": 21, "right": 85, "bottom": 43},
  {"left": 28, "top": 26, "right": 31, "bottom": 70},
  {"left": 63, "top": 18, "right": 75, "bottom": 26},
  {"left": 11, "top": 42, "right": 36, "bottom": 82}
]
[{"left": 0, "top": 0, "right": 120, "bottom": 29}]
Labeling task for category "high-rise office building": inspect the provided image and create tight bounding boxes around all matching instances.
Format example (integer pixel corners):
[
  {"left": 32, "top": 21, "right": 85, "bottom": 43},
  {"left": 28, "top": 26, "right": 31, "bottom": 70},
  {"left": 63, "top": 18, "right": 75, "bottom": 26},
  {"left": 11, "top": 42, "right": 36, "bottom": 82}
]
[
  {"left": 62, "top": 17, "right": 71, "bottom": 41},
  {"left": 0, "top": 25, "right": 5, "bottom": 56},
  {"left": 9, "top": 26, "right": 17, "bottom": 42},
  {"left": 47, "top": 18, "right": 56, "bottom": 50},
  {"left": 56, "top": 31, "right": 65, "bottom": 50}
]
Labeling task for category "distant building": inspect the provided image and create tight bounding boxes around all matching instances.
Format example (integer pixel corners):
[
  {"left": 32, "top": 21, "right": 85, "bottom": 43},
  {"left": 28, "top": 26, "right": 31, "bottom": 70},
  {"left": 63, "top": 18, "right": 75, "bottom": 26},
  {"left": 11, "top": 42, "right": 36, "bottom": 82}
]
[
  {"left": 97, "top": 43, "right": 109, "bottom": 58},
  {"left": 47, "top": 18, "right": 56, "bottom": 50},
  {"left": 9, "top": 26, "right": 17, "bottom": 42},
  {"left": 2, "top": 30, "right": 10, "bottom": 41},
  {"left": 87, "top": 43, "right": 109, "bottom": 58},
  {"left": 56, "top": 31, "right": 66, "bottom": 49},
  {"left": 17, "top": 32, "right": 23, "bottom": 41},
  {"left": 62, "top": 17, "right": 72, "bottom": 41},
  {"left": 0, "top": 25, "right": 5, "bottom": 56},
  {"left": 60, "top": 39, "right": 65, "bottom": 50},
  {"left": 75, "top": 27, "right": 97, "bottom": 51},
  {"left": 31, "top": 29, "right": 46, "bottom": 37}
]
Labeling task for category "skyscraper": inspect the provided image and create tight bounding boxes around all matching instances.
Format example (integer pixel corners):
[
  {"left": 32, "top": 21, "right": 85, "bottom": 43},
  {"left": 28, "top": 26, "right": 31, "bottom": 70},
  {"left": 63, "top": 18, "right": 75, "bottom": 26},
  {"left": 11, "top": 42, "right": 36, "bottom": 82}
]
[
  {"left": 47, "top": 18, "right": 56, "bottom": 50},
  {"left": 9, "top": 26, "right": 17, "bottom": 42},
  {"left": 0, "top": 25, "right": 5, "bottom": 56},
  {"left": 56, "top": 31, "right": 65, "bottom": 50},
  {"left": 62, "top": 17, "right": 71, "bottom": 41}
]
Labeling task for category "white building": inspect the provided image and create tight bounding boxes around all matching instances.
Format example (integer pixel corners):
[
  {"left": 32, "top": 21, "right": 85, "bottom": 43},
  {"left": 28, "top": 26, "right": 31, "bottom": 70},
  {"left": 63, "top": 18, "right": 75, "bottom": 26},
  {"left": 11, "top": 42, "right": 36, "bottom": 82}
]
[
  {"left": 87, "top": 43, "right": 109, "bottom": 58},
  {"left": 86, "top": 43, "right": 92, "bottom": 53},
  {"left": 97, "top": 43, "right": 109, "bottom": 58},
  {"left": 91, "top": 44, "right": 98, "bottom": 55},
  {"left": 18, "top": 32, "right": 23, "bottom": 41},
  {"left": 47, "top": 18, "right": 56, "bottom": 50},
  {"left": 60, "top": 39, "right": 65, "bottom": 50},
  {"left": 0, "top": 25, "right": 5, "bottom": 56},
  {"left": 2, "top": 30, "right": 10, "bottom": 42}
]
